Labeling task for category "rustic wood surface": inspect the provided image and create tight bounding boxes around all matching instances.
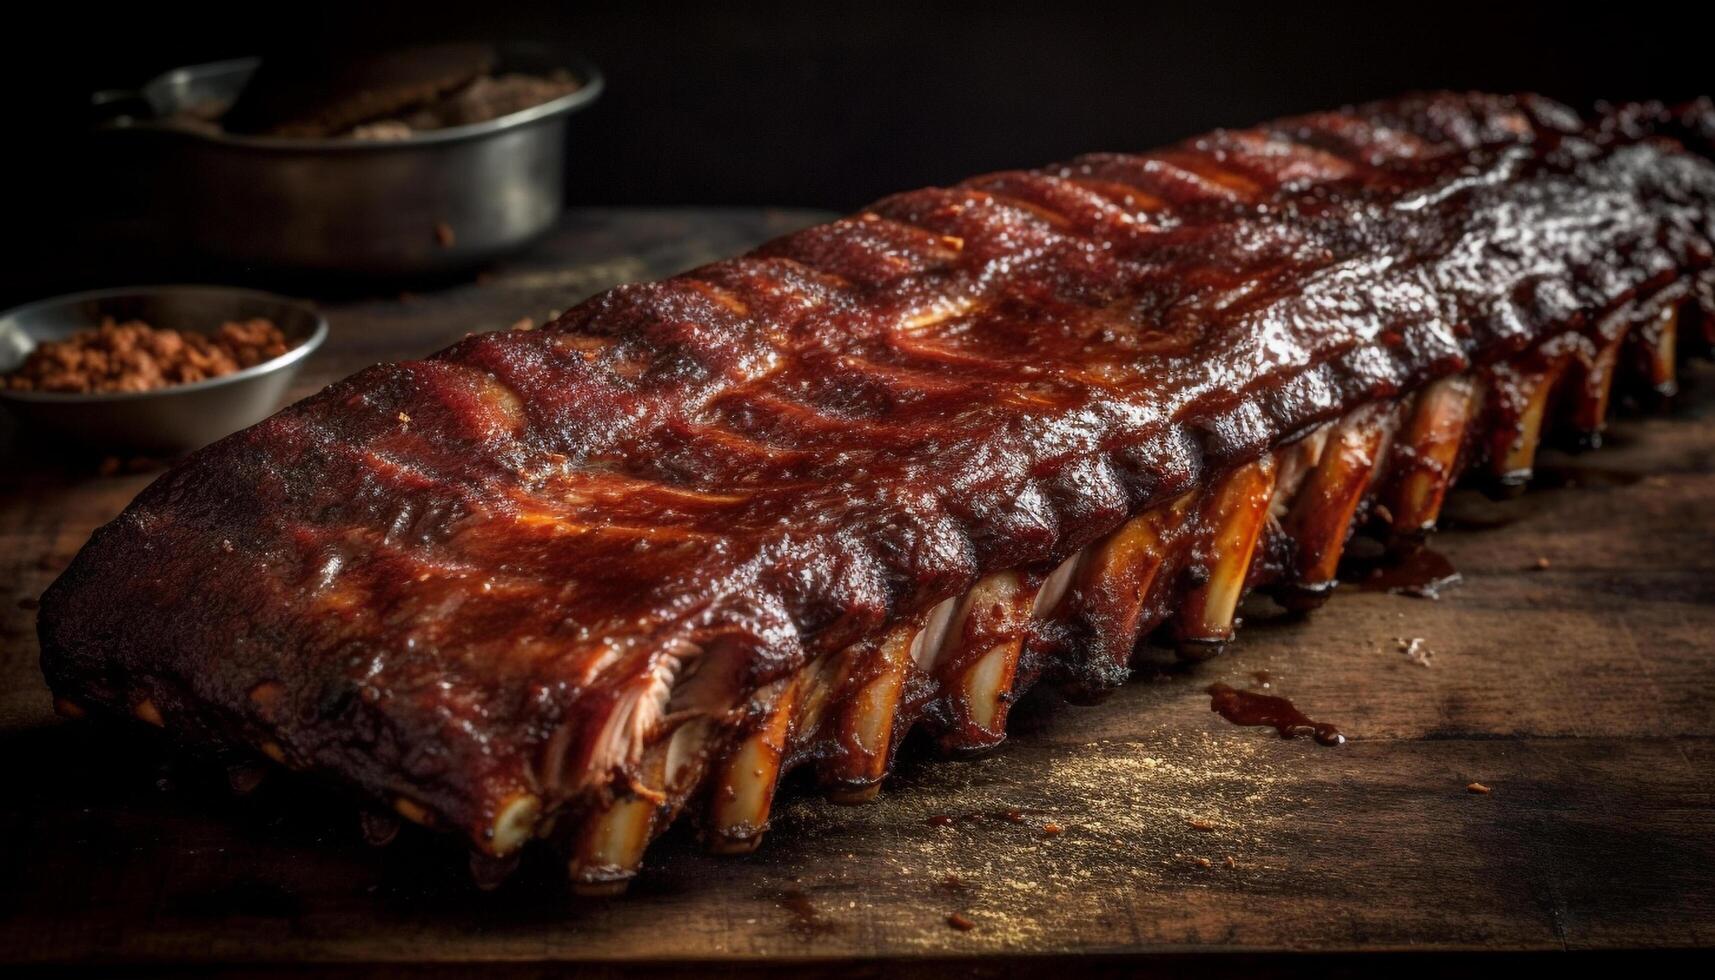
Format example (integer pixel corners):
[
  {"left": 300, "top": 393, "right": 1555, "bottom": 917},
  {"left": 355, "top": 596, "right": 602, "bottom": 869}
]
[{"left": 2, "top": 209, "right": 1713, "bottom": 975}]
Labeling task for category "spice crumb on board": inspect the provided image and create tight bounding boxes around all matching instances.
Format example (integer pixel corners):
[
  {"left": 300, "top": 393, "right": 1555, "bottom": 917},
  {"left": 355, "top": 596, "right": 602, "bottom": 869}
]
[
  {"left": 1467, "top": 781, "right": 1492, "bottom": 794},
  {"left": 1530, "top": 556, "right": 1551, "bottom": 570},
  {"left": 1194, "top": 857, "right": 1213, "bottom": 869},
  {"left": 1041, "top": 822, "right": 1064, "bottom": 836},
  {"left": 1396, "top": 636, "right": 1433, "bottom": 668},
  {"left": 946, "top": 911, "right": 975, "bottom": 931},
  {"left": 1187, "top": 817, "right": 1217, "bottom": 832}
]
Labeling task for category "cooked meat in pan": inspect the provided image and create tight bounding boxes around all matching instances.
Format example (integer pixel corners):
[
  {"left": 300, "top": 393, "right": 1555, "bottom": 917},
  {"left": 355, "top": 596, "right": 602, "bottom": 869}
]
[{"left": 38, "top": 92, "right": 1715, "bottom": 892}]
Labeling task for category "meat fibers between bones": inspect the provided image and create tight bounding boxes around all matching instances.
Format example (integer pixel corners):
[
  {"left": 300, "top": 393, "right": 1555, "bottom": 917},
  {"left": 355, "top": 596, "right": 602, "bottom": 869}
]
[{"left": 37, "top": 92, "right": 1715, "bottom": 892}]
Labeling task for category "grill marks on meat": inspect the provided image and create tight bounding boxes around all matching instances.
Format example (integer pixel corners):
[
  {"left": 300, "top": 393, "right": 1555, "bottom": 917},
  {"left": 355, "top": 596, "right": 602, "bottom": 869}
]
[{"left": 37, "top": 93, "right": 1715, "bottom": 889}]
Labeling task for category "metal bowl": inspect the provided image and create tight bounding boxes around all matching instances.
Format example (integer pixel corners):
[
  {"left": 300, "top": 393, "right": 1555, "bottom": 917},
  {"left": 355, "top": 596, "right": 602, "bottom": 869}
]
[
  {"left": 0, "top": 286, "right": 327, "bottom": 455},
  {"left": 92, "top": 45, "right": 604, "bottom": 279}
]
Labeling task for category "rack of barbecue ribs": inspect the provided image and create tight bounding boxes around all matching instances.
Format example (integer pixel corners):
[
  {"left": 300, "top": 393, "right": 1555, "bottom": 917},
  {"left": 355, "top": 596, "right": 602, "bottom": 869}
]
[{"left": 38, "top": 92, "right": 1715, "bottom": 892}]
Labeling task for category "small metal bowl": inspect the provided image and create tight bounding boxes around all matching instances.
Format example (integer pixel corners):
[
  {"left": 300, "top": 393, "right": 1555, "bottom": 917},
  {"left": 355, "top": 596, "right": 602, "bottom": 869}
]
[{"left": 0, "top": 286, "right": 326, "bottom": 456}]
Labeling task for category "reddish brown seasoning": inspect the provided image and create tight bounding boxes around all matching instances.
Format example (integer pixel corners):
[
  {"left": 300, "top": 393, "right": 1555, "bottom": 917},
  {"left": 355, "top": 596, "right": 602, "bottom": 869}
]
[
  {"left": 1468, "top": 782, "right": 1493, "bottom": 794},
  {"left": 4, "top": 317, "right": 289, "bottom": 394},
  {"left": 946, "top": 911, "right": 976, "bottom": 931}
]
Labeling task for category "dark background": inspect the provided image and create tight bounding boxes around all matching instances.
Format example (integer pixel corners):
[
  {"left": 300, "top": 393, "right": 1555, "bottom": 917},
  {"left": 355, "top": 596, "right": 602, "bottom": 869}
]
[{"left": 2, "top": 0, "right": 1709, "bottom": 300}]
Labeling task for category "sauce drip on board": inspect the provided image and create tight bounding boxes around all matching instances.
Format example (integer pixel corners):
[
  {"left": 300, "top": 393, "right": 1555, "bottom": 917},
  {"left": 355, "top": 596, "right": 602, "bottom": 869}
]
[
  {"left": 1352, "top": 547, "right": 1462, "bottom": 599},
  {"left": 1206, "top": 683, "right": 1345, "bottom": 745}
]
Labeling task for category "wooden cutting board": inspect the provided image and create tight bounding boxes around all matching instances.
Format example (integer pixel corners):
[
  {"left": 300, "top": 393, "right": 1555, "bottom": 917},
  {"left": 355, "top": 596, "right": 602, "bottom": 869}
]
[{"left": 3, "top": 209, "right": 1713, "bottom": 974}]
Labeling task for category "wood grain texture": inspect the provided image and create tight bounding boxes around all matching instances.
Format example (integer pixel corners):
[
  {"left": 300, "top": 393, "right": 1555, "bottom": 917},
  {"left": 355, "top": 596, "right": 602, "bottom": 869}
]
[{"left": 2, "top": 209, "right": 1713, "bottom": 972}]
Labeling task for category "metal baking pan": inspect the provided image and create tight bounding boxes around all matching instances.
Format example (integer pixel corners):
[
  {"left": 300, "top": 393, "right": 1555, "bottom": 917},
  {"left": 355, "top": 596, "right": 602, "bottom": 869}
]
[{"left": 92, "top": 46, "right": 603, "bottom": 280}]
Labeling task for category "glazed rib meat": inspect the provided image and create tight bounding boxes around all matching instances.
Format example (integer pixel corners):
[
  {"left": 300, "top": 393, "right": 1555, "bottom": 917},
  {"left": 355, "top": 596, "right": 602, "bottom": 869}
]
[{"left": 38, "top": 92, "right": 1715, "bottom": 891}]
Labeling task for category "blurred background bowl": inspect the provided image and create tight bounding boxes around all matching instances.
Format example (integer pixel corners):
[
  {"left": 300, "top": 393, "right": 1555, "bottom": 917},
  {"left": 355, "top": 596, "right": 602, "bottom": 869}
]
[
  {"left": 0, "top": 285, "right": 326, "bottom": 456},
  {"left": 90, "top": 44, "right": 602, "bottom": 282}
]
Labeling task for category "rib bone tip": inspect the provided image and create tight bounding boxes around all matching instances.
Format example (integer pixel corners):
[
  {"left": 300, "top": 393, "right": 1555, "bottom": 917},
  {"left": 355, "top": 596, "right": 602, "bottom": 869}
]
[
  {"left": 133, "top": 698, "right": 164, "bottom": 728},
  {"left": 707, "top": 832, "right": 765, "bottom": 855},
  {"left": 490, "top": 793, "right": 543, "bottom": 856},
  {"left": 825, "top": 782, "right": 882, "bottom": 805},
  {"left": 1484, "top": 471, "right": 1532, "bottom": 499},
  {"left": 393, "top": 796, "right": 435, "bottom": 827},
  {"left": 1175, "top": 638, "right": 1229, "bottom": 662},
  {"left": 937, "top": 735, "right": 1008, "bottom": 759},
  {"left": 569, "top": 875, "right": 634, "bottom": 898}
]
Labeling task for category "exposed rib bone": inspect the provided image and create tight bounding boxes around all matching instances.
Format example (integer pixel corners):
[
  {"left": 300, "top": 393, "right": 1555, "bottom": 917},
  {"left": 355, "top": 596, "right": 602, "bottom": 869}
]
[
  {"left": 1633, "top": 303, "right": 1681, "bottom": 398},
  {"left": 562, "top": 717, "right": 715, "bottom": 887},
  {"left": 567, "top": 792, "right": 657, "bottom": 895},
  {"left": 1031, "top": 551, "right": 1084, "bottom": 620},
  {"left": 957, "top": 640, "right": 1023, "bottom": 734},
  {"left": 1173, "top": 457, "right": 1279, "bottom": 659},
  {"left": 907, "top": 595, "right": 962, "bottom": 673},
  {"left": 1386, "top": 375, "right": 1480, "bottom": 540},
  {"left": 707, "top": 677, "right": 800, "bottom": 853},
  {"left": 1566, "top": 326, "right": 1630, "bottom": 449},
  {"left": 133, "top": 698, "right": 164, "bottom": 728},
  {"left": 1056, "top": 493, "right": 1192, "bottom": 686},
  {"left": 821, "top": 623, "right": 918, "bottom": 802},
  {"left": 1281, "top": 404, "right": 1395, "bottom": 606},
  {"left": 936, "top": 571, "right": 1035, "bottom": 753},
  {"left": 489, "top": 792, "right": 543, "bottom": 857},
  {"left": 1484, "top": 356, "right": 1569, "bottom": 490},
  {"left": 393, "top": 796, "right": 435, "bottom": 827}
]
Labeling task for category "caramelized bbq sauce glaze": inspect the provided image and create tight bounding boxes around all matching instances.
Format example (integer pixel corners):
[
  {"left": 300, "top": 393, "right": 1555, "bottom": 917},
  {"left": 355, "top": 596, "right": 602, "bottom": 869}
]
[{"left": 38, "top": 93, "right": 1715, "bottom": 852}]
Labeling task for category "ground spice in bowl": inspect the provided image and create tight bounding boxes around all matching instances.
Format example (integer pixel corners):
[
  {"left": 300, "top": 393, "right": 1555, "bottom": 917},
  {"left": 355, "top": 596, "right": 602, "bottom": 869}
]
[{"left": 3, "top": 317, "right": 289, "bottom": 394}]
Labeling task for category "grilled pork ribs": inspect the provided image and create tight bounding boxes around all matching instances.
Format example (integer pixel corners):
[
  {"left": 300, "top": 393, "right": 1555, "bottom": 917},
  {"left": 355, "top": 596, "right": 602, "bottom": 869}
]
[{"left": 39, "top": 93, "right": 1715, "bottom": 892}]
